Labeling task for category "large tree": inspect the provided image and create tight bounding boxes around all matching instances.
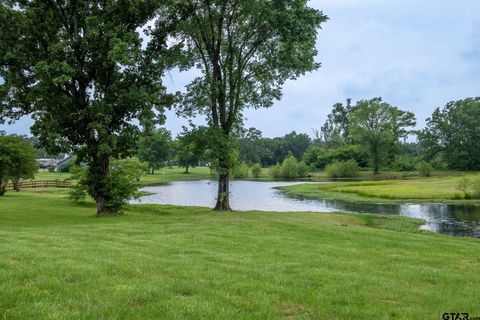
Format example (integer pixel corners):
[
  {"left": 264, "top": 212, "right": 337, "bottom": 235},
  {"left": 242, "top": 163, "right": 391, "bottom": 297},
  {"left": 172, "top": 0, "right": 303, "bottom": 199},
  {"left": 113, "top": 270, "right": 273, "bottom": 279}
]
[
  {"left": 420, "top": 97, "right": 480, "bottom": 170},
  {"left": 1, "top": 0, "right": 169, "bottom": 215},
  {"left": 349, "top": 98, "right": 416, "bottom": 174},
  {"left": 159, "top": 0, "right": 327, "bottom": 210}
]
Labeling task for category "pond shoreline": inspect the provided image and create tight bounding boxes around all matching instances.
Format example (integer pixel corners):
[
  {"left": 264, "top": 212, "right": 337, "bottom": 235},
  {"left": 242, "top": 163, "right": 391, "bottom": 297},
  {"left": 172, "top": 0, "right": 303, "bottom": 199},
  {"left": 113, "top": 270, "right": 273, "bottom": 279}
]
[{"left": 137, "top": 180, "right": 480, "bottom": 238}]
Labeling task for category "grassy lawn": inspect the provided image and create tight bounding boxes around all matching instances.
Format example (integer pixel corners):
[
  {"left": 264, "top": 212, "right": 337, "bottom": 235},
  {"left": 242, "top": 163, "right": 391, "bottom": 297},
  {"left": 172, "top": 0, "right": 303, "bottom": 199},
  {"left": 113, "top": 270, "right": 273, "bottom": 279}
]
[
  {"left": 34, "top": 166, "right": 214, "bottom": 186},
  {"left": 280, "top": 172, "right": 480, "bottom": 205},
  {"left": 1, "top": 189, "right": 480, "bottom": 319}
]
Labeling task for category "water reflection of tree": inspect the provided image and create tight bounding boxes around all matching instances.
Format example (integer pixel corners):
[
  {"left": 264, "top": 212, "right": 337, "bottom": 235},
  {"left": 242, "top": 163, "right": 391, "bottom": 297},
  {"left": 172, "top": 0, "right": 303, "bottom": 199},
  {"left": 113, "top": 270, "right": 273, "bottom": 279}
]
[{"left": 423, "top": 205, "right": 480, "bottom": 237}]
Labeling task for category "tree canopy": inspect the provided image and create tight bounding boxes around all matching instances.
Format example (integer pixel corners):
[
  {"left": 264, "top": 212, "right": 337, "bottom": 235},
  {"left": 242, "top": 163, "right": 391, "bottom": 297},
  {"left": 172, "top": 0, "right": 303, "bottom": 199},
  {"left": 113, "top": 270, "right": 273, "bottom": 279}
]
[
  {"left": 349, "top": 98, "right": 416, "bottom": 174},
  {"left": 1, "top": 0, "right": 169, "bottom": 214},
  {"left": 420, "top": 97, "right": 480, "bottom": 170},
  {"left": 159, "top": 0, "right": 327, "bottom": 210},
  {"left": 138, "top": 128, "right": 173, "bottom": 175},
  {"left": 0, "top": 135, "right": 37, "bottom": 195}
]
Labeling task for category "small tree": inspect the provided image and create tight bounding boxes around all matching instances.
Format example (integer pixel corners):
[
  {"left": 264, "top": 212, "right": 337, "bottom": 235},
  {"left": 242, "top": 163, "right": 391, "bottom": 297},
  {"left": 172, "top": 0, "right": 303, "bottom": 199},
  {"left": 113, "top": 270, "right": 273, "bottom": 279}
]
[
  {"left": 175, "top": 127, "right": 208, "bottom": 174},
  {"left": 70, "top": 158, "right": 147, "bottom": 213},
  {"left": 270, "top": 164, "right": 282, "bottom": 179},
  {"left": 251, "top": 163, "right": 262, "bottom": 179},
  {"left": 282, "top": 155, "right": 299, "bottom": 179},
  {"left": 325, "top": 160, "right": 359, "bottom": 178},
  {"left": 416, "top": 161, "right": 433, "bottom": 177},
  {"left": 138, "top": 128, "right": 173, "bottom": 175},
  {"left": 0, "top": 135, "right": 37, "bottom": 195},
  {"left": 232, "top": 162, "right": 250, "bottom": 179}
]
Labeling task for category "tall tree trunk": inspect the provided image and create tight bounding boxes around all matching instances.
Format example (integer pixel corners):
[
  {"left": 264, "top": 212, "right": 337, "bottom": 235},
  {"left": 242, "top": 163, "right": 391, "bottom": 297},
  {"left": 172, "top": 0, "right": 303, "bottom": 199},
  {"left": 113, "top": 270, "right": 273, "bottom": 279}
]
[
  {"left": 93, "top": 155, "right": 111, "bottom": 216},
  {"left": 151, "top": 166, "right": 155, "bottom": 175},
  {"left": 185, "top": 164, "right": 189, "bottom": 174},
  {"left": 214, "top": 165, "right": 231, "bottom": 211}
]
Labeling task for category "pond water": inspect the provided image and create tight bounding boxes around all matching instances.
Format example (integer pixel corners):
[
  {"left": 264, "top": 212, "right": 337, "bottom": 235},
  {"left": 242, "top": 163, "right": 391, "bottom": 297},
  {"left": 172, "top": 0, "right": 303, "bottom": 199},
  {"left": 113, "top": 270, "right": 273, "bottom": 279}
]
[{"left": 136, "top": 180, "right": 480, "bottom": 238}]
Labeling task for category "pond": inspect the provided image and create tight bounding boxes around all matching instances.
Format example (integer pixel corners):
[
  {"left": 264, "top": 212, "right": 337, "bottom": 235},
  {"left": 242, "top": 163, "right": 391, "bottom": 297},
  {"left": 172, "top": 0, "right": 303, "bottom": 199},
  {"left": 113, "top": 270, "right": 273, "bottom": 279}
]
[{"left": 136, "top": 180, "right": 480, "bottom": 238}]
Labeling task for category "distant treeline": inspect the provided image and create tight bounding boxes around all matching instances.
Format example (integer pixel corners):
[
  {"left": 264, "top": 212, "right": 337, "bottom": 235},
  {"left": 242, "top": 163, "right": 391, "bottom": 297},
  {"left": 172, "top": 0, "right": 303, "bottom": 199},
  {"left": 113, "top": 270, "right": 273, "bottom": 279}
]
[
  {"left": 235, "top": 96, "right": 480, "bottom": 173},
  {"left": 116, "top": 96, "right": 480, "bottom": 174},
  {"left": 18, "top": 96, "right": 480, "bottom": 175}
]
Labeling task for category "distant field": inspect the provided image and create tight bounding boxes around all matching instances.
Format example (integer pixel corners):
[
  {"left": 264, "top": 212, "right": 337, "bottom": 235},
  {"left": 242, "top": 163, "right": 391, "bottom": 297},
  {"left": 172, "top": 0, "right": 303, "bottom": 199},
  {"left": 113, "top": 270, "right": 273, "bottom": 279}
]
[
  {"left": 34, "top": 166, "right": 214, "bottom": 186},
  {"left": 281, "top": 172, "right": 480, "bottom": 205},
  {"left": 1, "top": 189, "right": 479, "bottom": 319}
]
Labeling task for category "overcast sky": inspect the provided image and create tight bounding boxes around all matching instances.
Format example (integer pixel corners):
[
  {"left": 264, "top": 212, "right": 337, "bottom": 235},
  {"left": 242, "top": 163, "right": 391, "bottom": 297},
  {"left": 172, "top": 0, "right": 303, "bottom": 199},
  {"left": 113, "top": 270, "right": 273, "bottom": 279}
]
[{"left": 2, "top": 0, "right": 480, "bottom": 138}]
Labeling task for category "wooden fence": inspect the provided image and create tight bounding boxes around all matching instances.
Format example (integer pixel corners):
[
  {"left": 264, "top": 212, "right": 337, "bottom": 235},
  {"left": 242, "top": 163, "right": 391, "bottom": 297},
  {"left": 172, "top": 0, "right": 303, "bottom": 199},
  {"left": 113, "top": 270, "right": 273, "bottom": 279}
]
[{"left": 7, "top": 180, "right": 72, "bottom": 189}]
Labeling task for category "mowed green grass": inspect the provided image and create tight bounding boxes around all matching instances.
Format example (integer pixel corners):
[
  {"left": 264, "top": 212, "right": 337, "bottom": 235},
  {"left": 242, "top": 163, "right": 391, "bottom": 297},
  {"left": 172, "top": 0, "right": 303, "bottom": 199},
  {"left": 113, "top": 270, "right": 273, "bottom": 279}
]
[
  {"left": 281, "top": 173, "right": 480, "bottom": 205},
  {"left": 1, "top": 190, "right": 480, "bottom": 319},
  {"left": 34, "top": 166, "right": 214, "bottom": 185}
]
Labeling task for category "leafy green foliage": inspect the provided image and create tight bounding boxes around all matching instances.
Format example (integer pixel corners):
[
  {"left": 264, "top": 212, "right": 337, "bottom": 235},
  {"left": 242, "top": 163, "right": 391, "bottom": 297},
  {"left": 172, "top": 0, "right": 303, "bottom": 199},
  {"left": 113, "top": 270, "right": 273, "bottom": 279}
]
[
  {"left": 325, "top": 160, "right": 360, "bottom": 178},
  {"left": 392, "top": 155, "right": 417, "bottom": 172},
  {"left": 430, "top": 154, "right": 448, "bottom": 170},
  {"left": 0, "top": 0, "right": 169, "bottom": 214},
  {"left": 321, "top": 99, "right": 355, "bottom": 146},
  {"left": 70, "top": 158, "right": 147, "bottom": 212},
  {"left": 282, "top": 156, "right": 299, "bottom": 179},
  {"left": 238, "top": 129, "right": 311, "bottom": 167},
  {"left": 268, "top": 156, "right": 309, "bottom": 179},
  {"left": 420, "top": 97, "right": 480, "bottom": 170},
  {"left": 162, "top": 0, "right": 327, "bottom": 209},
  {"left": 174, "top": 127, "right": 208, "bottom": 174},
  {"left": 270, "top": 164, "right": 283, "bottom": 179},
  {"left": 232, "top": 162, "right": 250, "bottom": 179},
  {"left": 251, "top": 163, "right": 262, "bottom": 178},
  {"left": 138, "top": 128, "right": 173, "bottom": 175},
  {"left": 415, "top": 161, "right": 433, "bottom": 177},
  {"left": 349, "top": 98, "right": 416, "bottom": 174},
  {"left": 303, "top": 144, "right": 368, "bottom": 169},
  {"left": 0, "top": 135, "right": 37, "bottom": 195}
]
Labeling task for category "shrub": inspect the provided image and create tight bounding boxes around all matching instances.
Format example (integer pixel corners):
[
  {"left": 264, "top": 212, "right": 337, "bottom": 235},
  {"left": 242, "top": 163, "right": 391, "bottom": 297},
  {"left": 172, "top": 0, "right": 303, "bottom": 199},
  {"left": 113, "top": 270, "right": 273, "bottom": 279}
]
[
  {"left": 455, "top": 177, "right": 470, "bottom": 197},
  {"left": 303, "top": 145, "right": 368, "bottom": 169},
  {"left": 232, "top": 162, "right": 250, "bottom": 179},
  {"left": 251, "top": 163, "right": 262, "bottom": 178},
  {"left": 297, "top": 162, "right": 310, "bottom": 178},
  {"left": 269, "top": 157, "right": 311, "bottom": 179},
  {"left": 325, "top": 159, "right": 360, "bottom": 178},
  {"left": 430, "top": 154, "right": 448, "bottom": 170},
  {"left": 282, "top": 155, "right": 299, "bottom": 179},
  {"left": 415, "top": 161, "right": 433, "bottom": 177},
  {"left": 392, "top": 155, "right": 416, "bottom": 171},
  {"left": 48, "top": 165, "right": 55, "bottom": 172},
  {"left": 70, "top": 158, "right": 147, "bottom": 212},
  {"left": 60, "top": 161, "right": 74, "bottom": 173},
  {"left": 269, "top": 164, "right": 282, "bottom": 178},
  {"left": 471, "top": 178, "right": 480, "bottom": 199}
]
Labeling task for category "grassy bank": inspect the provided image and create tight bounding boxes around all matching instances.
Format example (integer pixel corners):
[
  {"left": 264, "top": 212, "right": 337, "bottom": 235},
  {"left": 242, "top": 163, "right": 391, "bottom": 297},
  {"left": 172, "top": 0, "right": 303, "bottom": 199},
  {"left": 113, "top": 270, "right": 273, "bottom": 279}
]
[
  {"left": 280, "top": 173, "right": 480, "bottom": 205},
  {"left": 1, "top": 189, "right": 480, "bottom": 319}
]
